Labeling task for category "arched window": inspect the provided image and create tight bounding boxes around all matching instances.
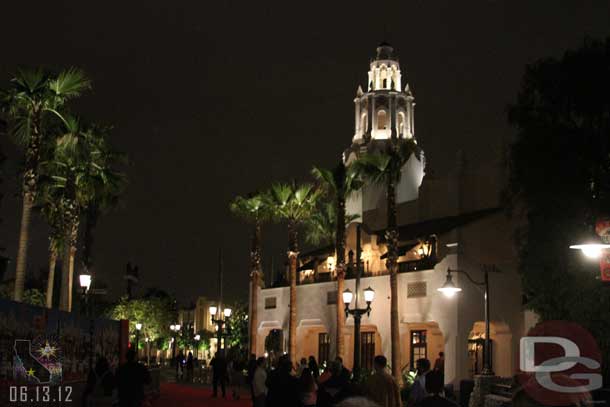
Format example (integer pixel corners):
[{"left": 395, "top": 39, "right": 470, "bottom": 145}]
[
  {"left": 377, "top": 110, "right": 387, "bottom": 130},
  {"left": 398, "top": 112, "right": 406, "bottom": 137},
  {"left": 361, "top": 113, "right": 368, "bottom": 134},
  {"left": 380, "top": 67, "right": 388, "bottom": 89}
]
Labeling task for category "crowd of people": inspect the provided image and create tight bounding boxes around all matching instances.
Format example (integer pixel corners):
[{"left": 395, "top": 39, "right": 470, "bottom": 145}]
[
  {"left": 83, "top": 348, "right": 152, "bottom": 407},
  {"left": 238, "top": 351, "right": 456, "bottom": 407}
]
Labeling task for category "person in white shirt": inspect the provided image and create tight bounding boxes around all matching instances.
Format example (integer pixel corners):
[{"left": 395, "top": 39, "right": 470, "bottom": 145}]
[{"left": 252, "top": 357, "right": 268, "bottom": 407}]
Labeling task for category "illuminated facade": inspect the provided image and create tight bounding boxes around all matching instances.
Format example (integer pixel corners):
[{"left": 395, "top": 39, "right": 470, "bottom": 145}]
[{"left": 250, "top": 43, "right": 528, "bottom": 385}]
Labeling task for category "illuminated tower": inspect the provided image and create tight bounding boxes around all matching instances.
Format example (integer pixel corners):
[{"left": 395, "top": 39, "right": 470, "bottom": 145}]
[{"left": 346, "top": 43, "right": 425, "bottom": 218}]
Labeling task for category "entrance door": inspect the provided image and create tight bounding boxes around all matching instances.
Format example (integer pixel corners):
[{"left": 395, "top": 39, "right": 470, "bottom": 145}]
[
  {"left": 410, "top": 330, "right": 427, "bottom": 370},
  {"left": 318, "top": 333, "right": 330, "bottom": 366}
]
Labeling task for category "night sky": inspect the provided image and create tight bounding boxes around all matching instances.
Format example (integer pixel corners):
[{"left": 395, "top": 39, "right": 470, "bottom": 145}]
[{"left": 0, "top": 1, "right": 608, "bottom": 306}]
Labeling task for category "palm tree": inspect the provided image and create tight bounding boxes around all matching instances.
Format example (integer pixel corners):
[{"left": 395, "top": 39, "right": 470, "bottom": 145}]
[
  {"left": 267, "top": 182, "right": 321, "bottom": 362},
  {"left": 350, "top": 139, "right": 419, "bottom": 381},
  {"left": 230, "top": 193, "right": 272, "bottom": 355},
  {"left": 39, "top": 199, "right": 64, "bottom": 308},
  {"left": 44, "top": 119, "right": 123, "bottom": 311},
  {"left": 311, "top": 163, "right": 361, "bottom": 360},
  {"left": 0, "top": 68, "right": 90, "bottom": 301}
]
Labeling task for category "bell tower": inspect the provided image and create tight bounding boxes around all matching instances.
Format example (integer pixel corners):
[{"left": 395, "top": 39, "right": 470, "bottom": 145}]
[
  {"left": 352, "top": 42, "right": 415, "bottom": 144},
  {"left": 345, "top": 43, "right": 425, "bottom": 220}
]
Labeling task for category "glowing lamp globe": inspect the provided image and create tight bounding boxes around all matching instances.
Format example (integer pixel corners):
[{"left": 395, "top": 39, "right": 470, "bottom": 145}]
[
  {"left": 135, "top": 323, "right": 142, "bottom": 331},
  {"left": 223, "top": 308, "right": 232, "bottom": 318},
  {"left": 79, "top": 273, "right": 92, "bottom": 291},
  {"left": 363, "top": 286, "right": 375, "bottom": 303},
  {"left": 209, "top": 305, "right": 218, "bottom": 316},
  {"left": 175, "top": 324, "right": 181, "bottom": 331},
  {"left": 438, "top": 273, "right": 462, "bottom": 298},
  {"left": 342, "top": 289, "right": 353, "bottom": 305}
]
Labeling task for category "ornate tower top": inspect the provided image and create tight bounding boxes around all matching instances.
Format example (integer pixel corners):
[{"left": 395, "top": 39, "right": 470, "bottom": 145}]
[{"left": 352, "top": 43, "right": 415, "bottom": 143}]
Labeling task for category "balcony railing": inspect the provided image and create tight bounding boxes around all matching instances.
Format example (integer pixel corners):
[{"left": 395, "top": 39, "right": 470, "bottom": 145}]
[{"left": 266, "top": 257, "right": 437, "bottom": 289}]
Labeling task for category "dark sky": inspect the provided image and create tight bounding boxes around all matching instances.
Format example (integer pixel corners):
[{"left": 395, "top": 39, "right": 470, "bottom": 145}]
[{"left": 0, "top": 1, "right": 608, "bottom": 306}]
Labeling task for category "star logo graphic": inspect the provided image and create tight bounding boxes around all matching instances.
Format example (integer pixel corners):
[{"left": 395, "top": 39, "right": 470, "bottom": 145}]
[
  {"left": 37, "top": 341, "right": 57, "bottom": 359},
  {"left": 27, "top": 368, "right": 35, "bottom": 377}
]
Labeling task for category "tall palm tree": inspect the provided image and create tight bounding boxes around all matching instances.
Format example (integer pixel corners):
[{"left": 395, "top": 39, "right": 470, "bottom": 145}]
[
  {"left": 311, "top": 163, "right": 362, "bottom": 359},
  {"left": 39, "top": 199, "right": 64, "bottom": 308},
  {"left": 230, "top": 193, "right": 272, "bottom": 356},
  {"left": 44, "top": 119, "right": 123, "bottom": 311},
  {"left": 267, "top": 182, "right": 321, "bottom": 362},
  {"left": 0, "top": 68, "right": 90, "bottom": 301},
  {"left": 350, "top": 139, "right": 419, "bottom": 381}
]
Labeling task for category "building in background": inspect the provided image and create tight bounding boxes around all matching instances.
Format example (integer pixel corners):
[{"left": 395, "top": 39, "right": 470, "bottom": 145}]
[{"left": 250, "top": 43, "right": 530, "bottom": 385}]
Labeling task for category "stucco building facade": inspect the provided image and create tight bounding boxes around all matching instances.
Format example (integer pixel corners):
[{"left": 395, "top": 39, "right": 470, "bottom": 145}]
[{"left": 250, "top": 43, "right": 528, "bottom": 386}]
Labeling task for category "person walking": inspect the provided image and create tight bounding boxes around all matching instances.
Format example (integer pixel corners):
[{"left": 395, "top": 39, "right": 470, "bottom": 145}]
[
  {"left": 116, "top": 349, "right": 151, "bottom": 407},
  {"left": 296, "top": 357, "right": 308, "bottom": 377},
  {"left": 84, "top": 356, "right": 116, "bottom": 407},
  {"left": 247, "top": 353, "right": 257, "bottom": 404},
  {"left": 186, "top": 352, "right": 194, "bottom": 382},
  {"left": 415, "top": 370, "right": 458, "bottom": 407},
  {"left": 307, "top": 356, "right": 319, "bottom": 379},
  {"left": 252, "top": 357, "right": 268, "bottom": 407},
  {"left": 210, "top": 351, "right": 228, "bottom": 398},
  {"left": 299, "top": 368, "right": 318, "bottom": 407},
  {"left": 433, "top": 352, "right": 445, "bottom": 386},
  {"left": 176, "top": 350, "right": 185, "bottom": 381},
  {"left": 408, "top": 358, "right": 431, "bottom": 406},
  {"left": 364, "top": 355, "right": 401, "bottom": 407},
  {"left": 265, "top": 355, "right": 299, "bottom": 407}
]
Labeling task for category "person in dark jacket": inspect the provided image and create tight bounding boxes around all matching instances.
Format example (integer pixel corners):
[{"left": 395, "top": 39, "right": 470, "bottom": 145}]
[
  {"left": 308, "top": 355, "right": 319, "bottom": 379},
  {"left": 210, "top": 351, "right": 228, "bottom": 398},
  {"left": 116, "top": 349, "right": 151, "bottom": 407},
  {"left": 265, "top": 355, "right": 299, "bottom": 407},
  {"left": 84, "top": 356, "right": 116, "bottom": 405}
]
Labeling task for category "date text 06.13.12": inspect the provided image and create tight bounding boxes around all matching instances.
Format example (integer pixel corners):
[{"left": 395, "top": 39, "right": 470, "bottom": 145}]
[{"left": 9, "top": 386, "right": 73, "bottom": 403}]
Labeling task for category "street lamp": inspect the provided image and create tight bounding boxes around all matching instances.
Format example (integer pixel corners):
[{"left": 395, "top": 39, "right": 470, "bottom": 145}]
[
  {"left": 194, "top": 334, "right": 201, "bottom": 359},
  {"left": 438, "top": 267, "right": 499, "bottom": 376},
  {"left": 79, "top": 271, "right": 93, "bottom": 373},
  {"left": 342, "top": 224, "right": 375, "bottom": 378},
  {"left": 569, "top": 228, "right": 610, "bottom": 259},
  {"left": 170, "top": 324, "right": 180, "bottom": 366},
  {"left": 209, "top": 305, "right": 232, "bottom": 352},
  {"left": 135, "top": 323, "right": 142, "bottom": 359}
]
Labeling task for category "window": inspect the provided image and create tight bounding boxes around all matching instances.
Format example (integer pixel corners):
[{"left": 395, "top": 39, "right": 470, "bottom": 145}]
[
  {"left": 264, "top": 297, "right": 277, "bottom": 309},
  {"left": 407, "top": 282, "right": 427, "bottom": 298},
  {"left": 327, "top": 291, "right": 337, "bottom": 305},
  {"left": 410, "top": 330, "right": 427, "bottom": 370},
  {"left": 377, "top": 110, "right": 387, "bottom": 130},
  {"left": 318, "top": 333, "right": 330, "bottom": 365},
  {"left": 361, "top": 332, "right": 375, "bottom": 371},
  {"left": 398, "top": 112, "right": 406, "bottom": 137}
]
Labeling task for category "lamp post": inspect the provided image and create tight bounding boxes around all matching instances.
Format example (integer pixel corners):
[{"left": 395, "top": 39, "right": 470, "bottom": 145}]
[
  {"left": 437, "top": 266, "right": 499, "bottom": 376},
  {"left": 135, "top": 323, "right": 142, "bottom": 360},
  {"left": 194, "top": 334, "right": 201, "bottom": 359},
  {"left": 79, "top": 271, "right": 93, "bottom": 372},
  {"left": 342, "top": 224, "right": 375, "bottom": 379},
  {"left": 209, "top": 305, "right": 232, "bottom": 352},
  {"left": 569, "top": 225, "right": 610, "bottom": 259},
  {"left": 145, "top": 337, "right": 150, "bottom": 365},
  {"left": 170, "top": 324, "right": 180, "bottom": 366}
]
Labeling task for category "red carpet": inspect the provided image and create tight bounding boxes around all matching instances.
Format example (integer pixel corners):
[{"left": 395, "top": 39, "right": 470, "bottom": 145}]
[{"left": 152, "top": 383, "right": 252, "bottom": 407}]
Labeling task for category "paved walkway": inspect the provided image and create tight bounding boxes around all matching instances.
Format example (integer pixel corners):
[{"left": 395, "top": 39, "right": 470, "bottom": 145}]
[{"left": 152, "top": 382, "right": 251, "bottom": 407}]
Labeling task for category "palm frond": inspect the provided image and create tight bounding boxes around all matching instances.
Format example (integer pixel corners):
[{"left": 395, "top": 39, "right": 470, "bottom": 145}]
[{"left": 49, "top": 68, "right": 91, "bottom": 99}]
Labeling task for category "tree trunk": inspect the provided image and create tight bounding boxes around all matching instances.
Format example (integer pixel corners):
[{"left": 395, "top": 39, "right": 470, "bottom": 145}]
[
  {"left": 386, "top": 178, "right": 401, "bottom": 382},
  {"left": 249, "top": 222, "right": 262, "bottom": 356},
  {"left": 14, "top": 113, "right": 41, "bottom": 303},
  {"left": 288, "top": 222, "right": 298, "bottom": 364},
  {"left": 335, "top": 192, "right": 346, "bottom": 359},
  {"left": 60, "top": 219, "right": 79, "bottom": 312},
  {"left": 13, "top": 192, "right": 34, "bottom": 302},
  {"left": 45, "top": 243, "right": 58, "bottom": 308}
]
